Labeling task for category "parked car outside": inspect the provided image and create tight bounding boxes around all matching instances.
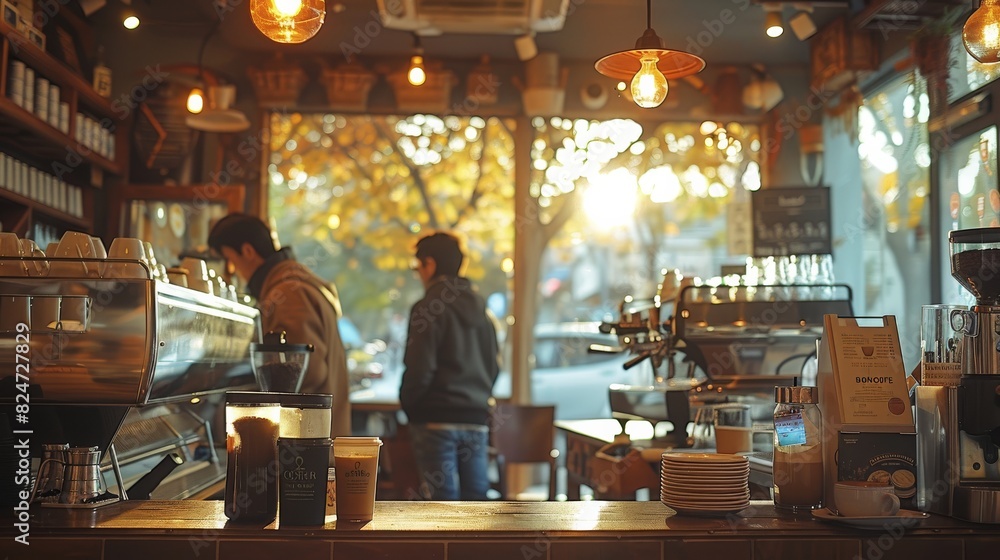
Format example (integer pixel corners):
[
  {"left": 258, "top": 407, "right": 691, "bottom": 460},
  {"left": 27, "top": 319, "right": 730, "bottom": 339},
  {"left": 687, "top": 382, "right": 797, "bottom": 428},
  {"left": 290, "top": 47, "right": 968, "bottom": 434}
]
[
  {"left": 350, "top": 322, "right": 656, "bottom": 420},
  {"left": 492, "top": 322, "right": 656, "bottom": 420}
]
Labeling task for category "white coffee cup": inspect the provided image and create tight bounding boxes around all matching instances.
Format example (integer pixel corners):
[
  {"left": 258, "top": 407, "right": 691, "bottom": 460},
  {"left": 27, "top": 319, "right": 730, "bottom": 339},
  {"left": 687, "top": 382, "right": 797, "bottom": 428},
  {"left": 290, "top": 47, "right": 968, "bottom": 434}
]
[
  {"left": 106, "top": 238, "right": 149, "bottom": 279},
  {"left": 50, "top": 231, "right": 97, "bottom": 277},
  {"left": 834, "top": 481, "right": 900, "bottom": 517},
  {"left": 0, "top": 232, "right": 28, "bottom": 276},
  {"left": 19, "top": 238, "right": 48, "bottom": 276},
  {"left": 181, "top": 258, "right": 212, "bottom": 293},
  {"left": 90, "top": 236, "right": 108, "bottom": 259}
]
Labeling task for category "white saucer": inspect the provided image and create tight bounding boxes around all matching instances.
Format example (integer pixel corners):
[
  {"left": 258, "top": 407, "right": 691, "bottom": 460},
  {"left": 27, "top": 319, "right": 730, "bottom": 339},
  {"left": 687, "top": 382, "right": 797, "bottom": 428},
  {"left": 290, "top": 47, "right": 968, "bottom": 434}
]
[
  {"left": 662, "top": 472, "right": 749, "bottom": 483},
  {"left": 663, "top": 466, "right": 750, "bottom": 476},
  {"left": 662, "top": 482, "right": 749, "bottom": 493},
  {"left": 661, "top": 492, "right": 749, "bottom": 505},
  {"left": 663, "top": 500, "right": 750, "bottom": 516},
  {"left": 811, "top": 508, "right": 929, "bottom": 530},
  {"left": 663, "top": 453, "right": 748, "bottom": 464}
]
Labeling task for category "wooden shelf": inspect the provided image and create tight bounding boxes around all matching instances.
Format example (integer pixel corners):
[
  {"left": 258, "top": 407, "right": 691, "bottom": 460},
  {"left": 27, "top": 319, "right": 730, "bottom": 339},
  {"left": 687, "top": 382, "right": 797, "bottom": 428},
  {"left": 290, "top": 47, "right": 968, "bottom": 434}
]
[
  {"left": 0, "top": 96, "right": 121, "bottom": 175},
  {"left": 0, "top": 186, "right": 91, "bottom": 229},
  {"left": 0, "top": 20, "right": 117, "bottom": 118},
  {"left": 0, "top": 16, "right": 127, "bottom": 240}
]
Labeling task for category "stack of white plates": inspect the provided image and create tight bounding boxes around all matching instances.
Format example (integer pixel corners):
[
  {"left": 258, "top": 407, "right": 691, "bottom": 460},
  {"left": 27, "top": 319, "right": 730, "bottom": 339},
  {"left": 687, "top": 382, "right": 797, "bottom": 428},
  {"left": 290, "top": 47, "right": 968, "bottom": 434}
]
[{"left": 661, "top": 453, "right": 750, "bottom": 516}]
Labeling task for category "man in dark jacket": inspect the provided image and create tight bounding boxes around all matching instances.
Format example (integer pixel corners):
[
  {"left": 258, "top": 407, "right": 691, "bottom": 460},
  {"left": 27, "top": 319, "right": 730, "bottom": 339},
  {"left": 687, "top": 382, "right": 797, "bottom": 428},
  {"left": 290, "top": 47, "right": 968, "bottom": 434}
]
[{"left": 400, "top": 232, "right": 500, "bottom": 500}]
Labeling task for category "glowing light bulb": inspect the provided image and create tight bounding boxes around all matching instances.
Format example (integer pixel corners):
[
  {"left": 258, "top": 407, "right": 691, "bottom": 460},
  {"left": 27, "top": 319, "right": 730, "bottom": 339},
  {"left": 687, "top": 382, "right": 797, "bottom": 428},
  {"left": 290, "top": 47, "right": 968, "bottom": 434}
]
[
  {"left": 250, "top": 0, "right": 325, "bottom": 44},
  {"left": 123, "top": 15, "right": 140, "bottom": 30},
  {"left": 765, "top": 11, "right": 783, "bottom": 38},
  {"left": 273, "top": 0, "right": 303, "bottom": 17},
  {"left": 187, "top": 88, "right": 205, "bottom": 114},
  {"left": 964, "top": 0, "right": 1000, "bottom": 63},
  {"left": 630, "top": 53, "right": 668, "bottom": 108},
  {"left": 408, "top": 55, "right": 426, "bottom": 86}
]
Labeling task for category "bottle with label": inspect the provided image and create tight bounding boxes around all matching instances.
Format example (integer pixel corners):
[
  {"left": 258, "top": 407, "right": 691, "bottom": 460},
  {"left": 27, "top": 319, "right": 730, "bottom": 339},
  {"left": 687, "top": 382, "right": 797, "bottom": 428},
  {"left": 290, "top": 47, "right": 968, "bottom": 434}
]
[
  {"left": 278, "top": 393, "right": 332, "bottom": 526},
  {"left": 773, "top": 385, "right": 824, "bottom": 512},
  {"left": 92, "top": 46, "right": 112, "bottom": 98}
]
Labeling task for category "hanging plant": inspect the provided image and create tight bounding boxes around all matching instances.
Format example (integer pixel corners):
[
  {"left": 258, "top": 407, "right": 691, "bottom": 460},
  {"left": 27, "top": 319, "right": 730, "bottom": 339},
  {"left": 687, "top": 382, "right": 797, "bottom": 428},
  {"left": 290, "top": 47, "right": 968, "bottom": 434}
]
[{"left": 910, "top": 6, "right": 967, "bottom": 112}]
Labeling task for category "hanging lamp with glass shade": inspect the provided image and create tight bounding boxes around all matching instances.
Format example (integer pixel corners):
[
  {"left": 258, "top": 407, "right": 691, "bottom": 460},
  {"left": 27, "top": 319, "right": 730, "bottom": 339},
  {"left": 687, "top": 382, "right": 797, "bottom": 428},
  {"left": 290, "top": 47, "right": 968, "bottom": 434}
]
[
  {"left": 964, "top": 0, "right": 1000, "bottom": 64},
  {"left": 251, "top": 0, "right": 326, "bottom": 44},
  {"left": 594, "top": 0, "right": 705, "bottom": 108}
]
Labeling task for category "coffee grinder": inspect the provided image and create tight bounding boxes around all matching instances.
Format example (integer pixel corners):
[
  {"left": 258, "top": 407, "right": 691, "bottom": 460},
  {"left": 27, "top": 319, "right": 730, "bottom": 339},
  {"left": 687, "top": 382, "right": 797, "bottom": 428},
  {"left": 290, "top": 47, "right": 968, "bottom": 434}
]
[{"left": 916, "top": 227, "right": 1000, "bottom": 523}]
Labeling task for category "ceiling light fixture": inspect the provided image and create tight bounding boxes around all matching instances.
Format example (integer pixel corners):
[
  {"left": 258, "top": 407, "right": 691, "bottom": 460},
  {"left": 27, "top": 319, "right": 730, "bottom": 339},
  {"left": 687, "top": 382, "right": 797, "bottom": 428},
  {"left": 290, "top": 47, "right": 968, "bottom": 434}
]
[
  {"left": 963, "top": 0, "right": 1000, "bottom": 63},
  {"left": 407, "top": 33, "right": 426, "bottom": 86},
  {"left": 122, "top": 10, "right": 140, "bottom": 30},
  {"left": 764, "top": 4, "right": 784, "bottom": 38},
  {"left": 594, "top": 0, "right": 705, "bottom": 108},
  {"left": 250, "top": 0, "right": 326, "bottom": 44},
  {"left": 788, "top": 7, "right": 817, "bottom": 41}
]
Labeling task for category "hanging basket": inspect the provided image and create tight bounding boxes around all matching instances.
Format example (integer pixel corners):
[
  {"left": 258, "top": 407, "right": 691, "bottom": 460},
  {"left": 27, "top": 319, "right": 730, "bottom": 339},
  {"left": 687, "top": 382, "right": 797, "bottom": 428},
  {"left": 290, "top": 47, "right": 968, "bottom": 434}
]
[
  {"left": 319, "top": 61, "right": 377, "bottom": 111},
  {"left": 248, "top": 55, "right": 308, "bottom": 108}
]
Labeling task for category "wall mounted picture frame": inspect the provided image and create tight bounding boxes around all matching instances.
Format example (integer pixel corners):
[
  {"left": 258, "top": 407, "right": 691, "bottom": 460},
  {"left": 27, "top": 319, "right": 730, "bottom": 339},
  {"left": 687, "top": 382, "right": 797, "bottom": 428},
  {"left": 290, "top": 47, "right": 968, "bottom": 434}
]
[
  {"left": 26, "top": 26, "right": 44, "bottom": 50},
  {"left": 1, "top": 0, "right": 18, "bottom": 28}
]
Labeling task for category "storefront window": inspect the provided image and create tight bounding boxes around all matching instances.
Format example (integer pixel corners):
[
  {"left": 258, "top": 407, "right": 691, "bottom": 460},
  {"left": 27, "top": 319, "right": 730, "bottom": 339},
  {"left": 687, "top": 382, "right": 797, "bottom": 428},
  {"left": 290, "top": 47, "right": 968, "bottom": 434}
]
[
  {"left": 266, "top": 113, "right": 516, "bottom": 383},
  {"left": 948, "top": 34, "right": 1000, "bottom": 103},
  {"left": 858, "top": 72, "right": 932, "bottom": 367},
  {"left": 938, "top": 126, "right": 999, "bottom": 306},
  {"left": 266, "top": 114, "right": 760, "bottom": 394},
  {"left": 529, "top": 118, "right": 761, "bottom": 323}
]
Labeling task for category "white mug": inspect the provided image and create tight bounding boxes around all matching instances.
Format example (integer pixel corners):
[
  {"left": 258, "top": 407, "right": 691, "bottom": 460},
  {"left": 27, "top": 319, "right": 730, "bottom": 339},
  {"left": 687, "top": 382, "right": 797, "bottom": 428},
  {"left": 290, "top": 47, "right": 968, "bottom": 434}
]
[
  {"left": 834, "top": 481, "right": 900, "bottom": 517},
  {"left": 106, "top": 238, "right": 149, "bottom": 279}
]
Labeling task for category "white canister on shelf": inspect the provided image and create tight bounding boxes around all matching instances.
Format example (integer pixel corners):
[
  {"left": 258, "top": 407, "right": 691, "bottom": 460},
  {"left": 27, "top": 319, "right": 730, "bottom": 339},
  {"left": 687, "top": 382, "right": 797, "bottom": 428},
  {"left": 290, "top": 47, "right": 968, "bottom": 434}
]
[
  {"left": 74, "top": 114, "right": 84, "bottom": 143},
  {"left": 23, "top": 69, "right": 34, "bottom": 113},
  {"left": 57, "top": 181, "right": 67, "bottom": 212},
  {"left": 58, "top": 102, "right": 69, "bottom": 134},
  {"left": 9, "top": 60, "right": 25, "bottom": 80}
]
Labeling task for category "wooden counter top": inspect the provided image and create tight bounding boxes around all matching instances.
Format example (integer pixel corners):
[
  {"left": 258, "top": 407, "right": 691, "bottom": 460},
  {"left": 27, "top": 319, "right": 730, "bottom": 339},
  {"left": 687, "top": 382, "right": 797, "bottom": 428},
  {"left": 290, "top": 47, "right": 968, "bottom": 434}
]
[{"left": 4, "top": 500, "right": 999, "bottom": 560}]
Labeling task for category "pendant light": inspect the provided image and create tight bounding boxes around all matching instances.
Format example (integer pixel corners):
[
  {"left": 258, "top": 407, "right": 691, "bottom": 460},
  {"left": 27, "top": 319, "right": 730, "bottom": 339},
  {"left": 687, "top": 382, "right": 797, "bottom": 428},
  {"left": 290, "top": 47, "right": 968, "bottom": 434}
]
[
  {"left": 250, "top": 0, "right": 326, "bottom": 44},
  {"left": 763, "top": 4, "right": 784, "bottom": 38},
  {"left": 407, "top": 34, "right": 426, "bottom": 87},
  {"left": 594, "top": 0, "right": 705, "bottom": 108},
  {"left": 187, "top": 20, "right": 218, "bottom": 116},
  {"left": 963, "top": 0, "right": 1000, "bottom": 64},
  {"left": 187, "top": 88, "right": 205, "bottom": 114}
]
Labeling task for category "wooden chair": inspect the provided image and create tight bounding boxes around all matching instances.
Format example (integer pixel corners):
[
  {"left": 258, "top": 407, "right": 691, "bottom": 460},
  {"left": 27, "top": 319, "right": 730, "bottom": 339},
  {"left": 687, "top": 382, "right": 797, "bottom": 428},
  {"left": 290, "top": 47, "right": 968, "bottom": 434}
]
[{"left": 489, "top": 403, "right": 558, "bottom": 501}]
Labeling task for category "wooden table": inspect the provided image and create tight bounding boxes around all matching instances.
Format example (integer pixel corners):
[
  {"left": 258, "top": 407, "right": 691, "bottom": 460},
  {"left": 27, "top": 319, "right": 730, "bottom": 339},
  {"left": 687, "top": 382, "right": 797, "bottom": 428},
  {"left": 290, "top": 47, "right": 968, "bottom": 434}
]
[
  {"left": 556, "top": 419, "right": 673, "bottom": 500},
  {"left": 4, "top": 500, "right": 997, "bottom": 560},
  {"left": 556, "top": 419, "right": 774, "bottom": 500}
]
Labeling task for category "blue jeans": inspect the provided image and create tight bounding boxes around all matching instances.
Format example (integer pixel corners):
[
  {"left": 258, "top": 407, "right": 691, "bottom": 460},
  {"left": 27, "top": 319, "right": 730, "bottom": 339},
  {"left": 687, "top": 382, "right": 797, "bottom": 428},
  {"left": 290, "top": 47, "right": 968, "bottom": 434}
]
[{"left": 408, "top": 423, "right": 490, "bottom": 500}]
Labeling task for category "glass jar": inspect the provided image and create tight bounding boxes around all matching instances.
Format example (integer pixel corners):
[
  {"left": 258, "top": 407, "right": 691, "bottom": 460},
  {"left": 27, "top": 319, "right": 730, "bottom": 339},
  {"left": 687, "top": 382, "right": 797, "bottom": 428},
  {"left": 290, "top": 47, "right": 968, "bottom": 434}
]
[
  {"left": 278, "top": 393, "right": 332, "bottom": 526},
  {"left": 773, "top": 386, "right": 824, "bottom": 512},
  {"left": 224, "top": 391, "right": 281, "bottom": 522}
]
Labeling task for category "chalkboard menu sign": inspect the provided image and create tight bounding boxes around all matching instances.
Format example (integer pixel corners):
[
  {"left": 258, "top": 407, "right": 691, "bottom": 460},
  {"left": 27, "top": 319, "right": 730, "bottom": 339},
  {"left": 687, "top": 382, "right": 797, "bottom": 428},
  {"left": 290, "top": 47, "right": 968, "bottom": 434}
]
[{"left": 752, "top": 186, "right": 831, "bottom": 257}]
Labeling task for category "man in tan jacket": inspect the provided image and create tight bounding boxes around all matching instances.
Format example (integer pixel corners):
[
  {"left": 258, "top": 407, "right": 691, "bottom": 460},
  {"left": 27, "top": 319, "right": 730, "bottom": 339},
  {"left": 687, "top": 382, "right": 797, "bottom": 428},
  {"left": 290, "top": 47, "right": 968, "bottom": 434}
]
[{"left": 209, "top": 214, "right": 351, "bottom": 438}]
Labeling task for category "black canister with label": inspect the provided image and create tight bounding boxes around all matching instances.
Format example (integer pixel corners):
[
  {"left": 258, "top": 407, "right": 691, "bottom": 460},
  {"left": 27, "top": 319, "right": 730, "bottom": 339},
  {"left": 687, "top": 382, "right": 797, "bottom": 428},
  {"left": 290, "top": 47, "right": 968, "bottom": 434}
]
[{"left": 278, "top": 393, "right": 332, "bottom": 526}]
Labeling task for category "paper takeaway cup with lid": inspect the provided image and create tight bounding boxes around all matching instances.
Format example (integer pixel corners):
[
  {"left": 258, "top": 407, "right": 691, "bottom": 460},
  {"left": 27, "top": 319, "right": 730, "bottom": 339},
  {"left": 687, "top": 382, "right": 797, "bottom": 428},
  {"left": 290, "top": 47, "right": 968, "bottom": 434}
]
[{"left": 333, "top": 437, "right": 382, "bottom": 522}]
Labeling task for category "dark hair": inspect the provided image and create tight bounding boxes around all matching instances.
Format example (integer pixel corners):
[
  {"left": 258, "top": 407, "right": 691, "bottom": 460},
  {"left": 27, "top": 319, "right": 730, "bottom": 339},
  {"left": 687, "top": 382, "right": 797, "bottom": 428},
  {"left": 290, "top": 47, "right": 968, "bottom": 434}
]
[
  {"left": 208, "top": 214, "right": 278, "bottom": 258},
  {"left": 415, "top": 232, "right": 463, "bottom": 278}
]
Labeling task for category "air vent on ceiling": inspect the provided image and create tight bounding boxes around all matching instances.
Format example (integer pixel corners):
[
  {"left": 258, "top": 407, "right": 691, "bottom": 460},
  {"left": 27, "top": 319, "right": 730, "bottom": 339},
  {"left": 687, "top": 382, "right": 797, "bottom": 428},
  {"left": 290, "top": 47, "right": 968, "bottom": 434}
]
[{"left": 376, "top": 0, "right": 570, "bottom": 35}]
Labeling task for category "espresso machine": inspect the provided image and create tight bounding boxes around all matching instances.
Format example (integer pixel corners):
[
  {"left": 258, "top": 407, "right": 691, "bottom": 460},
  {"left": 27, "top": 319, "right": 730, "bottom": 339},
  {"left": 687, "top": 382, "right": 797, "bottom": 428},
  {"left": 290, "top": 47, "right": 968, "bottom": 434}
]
[
  {"left": 0, "top": 253, "right": 260, "bottom": 506},
  {"left": 916, "top": 227, "right": 1000, "bottom": 523},
  {"left": 603, "top": 270, "right": 855, "bottom": 437}
]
